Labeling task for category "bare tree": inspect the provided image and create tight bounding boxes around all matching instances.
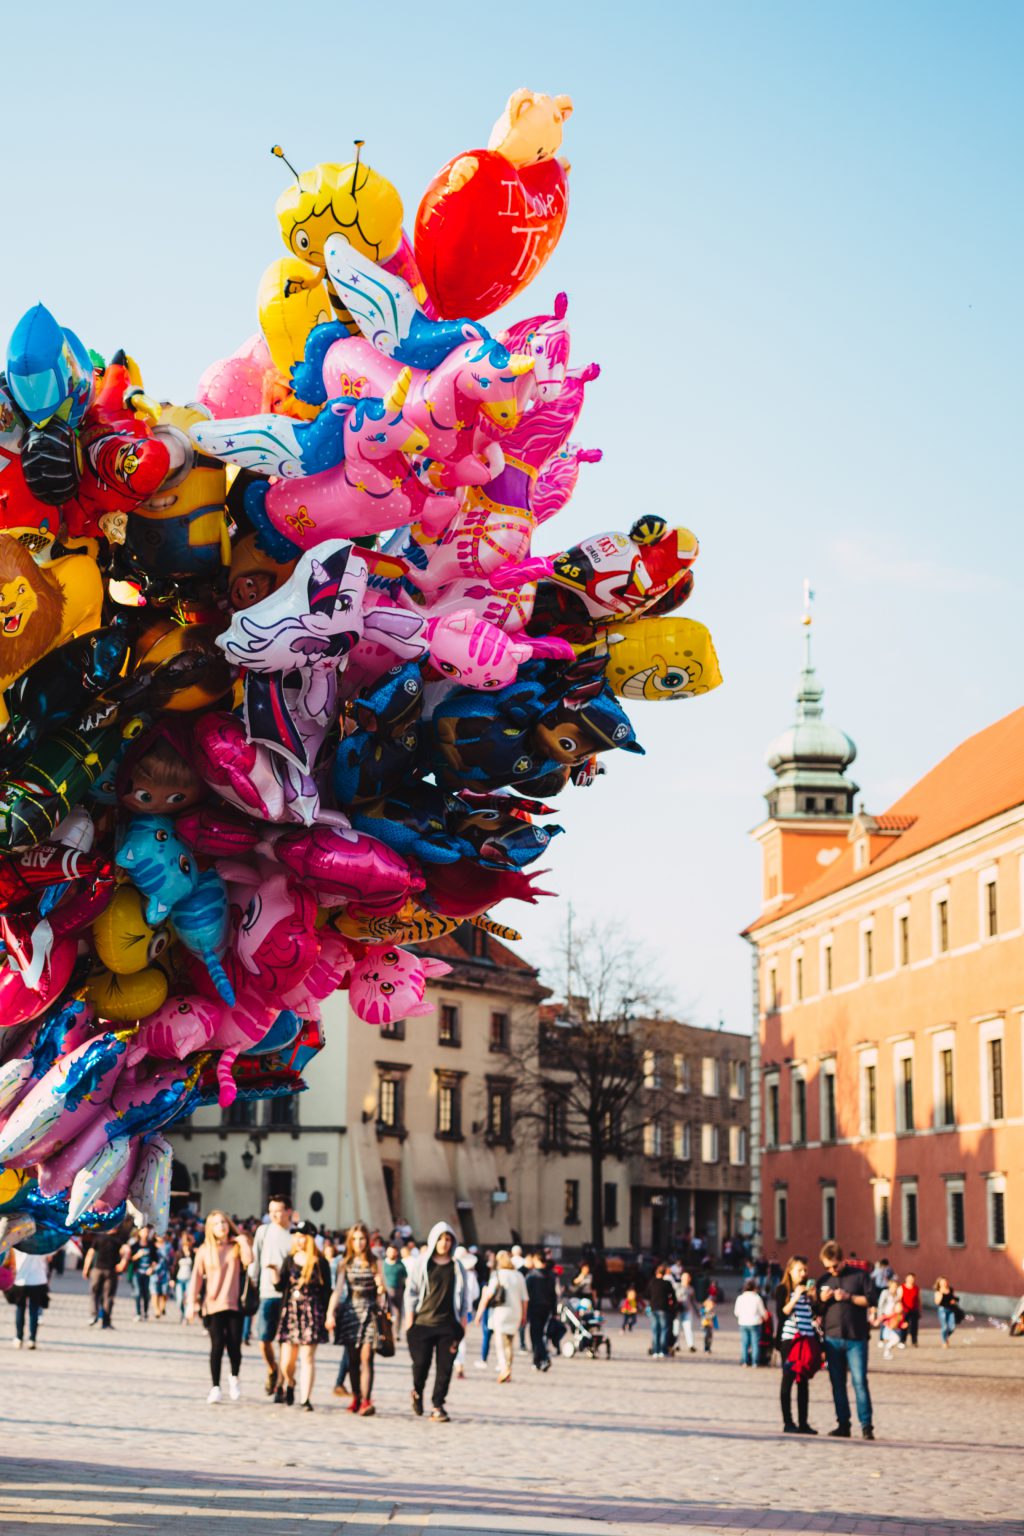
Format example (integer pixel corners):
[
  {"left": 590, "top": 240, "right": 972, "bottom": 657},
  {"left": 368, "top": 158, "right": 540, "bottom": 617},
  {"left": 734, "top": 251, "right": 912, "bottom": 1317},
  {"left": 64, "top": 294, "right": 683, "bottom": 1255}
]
[{"left": 509, "top": 919, "right": 673, "bottom": 1256}]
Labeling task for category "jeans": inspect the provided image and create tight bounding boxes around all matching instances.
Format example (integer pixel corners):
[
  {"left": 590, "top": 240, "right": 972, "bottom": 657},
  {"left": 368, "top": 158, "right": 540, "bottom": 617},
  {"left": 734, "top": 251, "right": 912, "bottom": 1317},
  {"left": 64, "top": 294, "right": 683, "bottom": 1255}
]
[
  {"left": 739, "top": 1323, "right": 759, "bottom": 1366},
  {"left": 781, "top": 1338, "right": 811, "bottom": 1427},
  {"left": 650, "top": 1309, "right": 670, "bottom": 1355},
  {"left": 206, "top": 1309, "right": 243, "bottom": 1387},
  {"left": 133, "top": 1272, "right": 151, "bottom": 1318},
  {"left": 335, "top": 1342, "right": 352, "bottom": 1390},
  {"left": 15, "top": 1293, "right": 41, "bottom": 1342},
  {"left": 91, "top": 1269, "right": 118, "bottom": 1325},
  {"left": 407, "top": 1322, "right": 460, "bottom": 1408},
  {"left": 823, "top": 1337, "right": 873, "bottom": 1428},
  {"left": 528, "top": 1307, "right": 552, "bottom": 1367},
  {"left": 480, "top": 1307, "right": 492, "bottom": 1363},
  {"left": 175, "top": 1278, "right": 189, "bottom": 1321},
  {"left": 938, "top": 1305, "right": 957, "bottom": 1343}
]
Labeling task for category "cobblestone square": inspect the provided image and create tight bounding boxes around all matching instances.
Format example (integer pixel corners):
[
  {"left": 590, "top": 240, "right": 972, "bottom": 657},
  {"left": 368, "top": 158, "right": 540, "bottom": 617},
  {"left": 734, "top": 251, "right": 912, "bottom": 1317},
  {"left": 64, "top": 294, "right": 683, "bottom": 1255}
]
[{"left": 1, "top": 1277, "right": 1021, "bottom": 1536}]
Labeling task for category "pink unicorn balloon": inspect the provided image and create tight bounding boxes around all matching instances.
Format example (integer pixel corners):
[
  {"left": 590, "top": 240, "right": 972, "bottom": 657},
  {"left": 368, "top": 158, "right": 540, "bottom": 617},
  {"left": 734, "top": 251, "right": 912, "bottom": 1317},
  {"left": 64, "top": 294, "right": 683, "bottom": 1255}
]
[{"left": 500, "top": 291, "right": 572, "bottom": 405}]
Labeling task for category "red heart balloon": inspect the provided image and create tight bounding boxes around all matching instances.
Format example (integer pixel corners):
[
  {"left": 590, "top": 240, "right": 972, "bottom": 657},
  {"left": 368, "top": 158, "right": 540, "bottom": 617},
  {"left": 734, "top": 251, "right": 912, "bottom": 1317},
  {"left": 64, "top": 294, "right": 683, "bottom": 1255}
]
[{"left": 415, "top": 150, "right": 569, "bottom": 321}]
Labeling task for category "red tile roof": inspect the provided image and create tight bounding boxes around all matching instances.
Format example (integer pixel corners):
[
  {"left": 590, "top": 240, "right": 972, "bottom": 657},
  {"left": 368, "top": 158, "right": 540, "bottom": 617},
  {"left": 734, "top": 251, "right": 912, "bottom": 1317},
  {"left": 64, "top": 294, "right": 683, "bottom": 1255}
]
[
  {"left": 746, "top": 706, "right": 1024, "bottom": 932},
  {"left": 424, "top": 926, "right": 539, "bottom": 974}
]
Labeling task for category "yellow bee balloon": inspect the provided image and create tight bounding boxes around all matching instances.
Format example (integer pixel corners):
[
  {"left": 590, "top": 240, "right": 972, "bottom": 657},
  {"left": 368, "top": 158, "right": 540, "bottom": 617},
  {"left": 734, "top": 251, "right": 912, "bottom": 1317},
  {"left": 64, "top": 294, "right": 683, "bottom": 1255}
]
[
  {"left": 258, "top": 151, "right": 405, "bottom": 376},
  {"left": 599, "top": 617, "right": 722, "bottom": 702}
]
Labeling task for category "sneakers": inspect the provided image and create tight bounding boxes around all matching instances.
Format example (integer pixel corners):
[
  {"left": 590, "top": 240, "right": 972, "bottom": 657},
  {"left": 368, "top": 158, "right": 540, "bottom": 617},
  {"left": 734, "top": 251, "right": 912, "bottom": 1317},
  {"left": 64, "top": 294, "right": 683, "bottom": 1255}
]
[
  {"left": 358, "top": 1401, "right": 376, "bottom": 1416},
  {"left": 27, "top": 1340, "right": 36, "bottom": 1351},
  {"left": 473, "top": 1360, "right": 489, "bottom": 1370},
  {"left": 798, "top": 1424, "right": 818, "bottom": 1436},
  {"left": 228, "top": 1376, "right": 241, "bottom": 1401},
  {"left": 430, "top": 1407, "right": 450, "bottom": 1423},
  {"left": 207, "top": 1386, "right": 222, "bottom": 1404},
  {"left": 411, "top": 1390, "right": 423, "bottom": 1417},
  {"left": 862, "top": 1426, "right": 875, "bottom": 1440},
  {"left": 828, "top": 1424, "right": 851, "bottom": 1438},
  {"left": 11, "top": 1339, "right": 21, "bottom": 1350}
]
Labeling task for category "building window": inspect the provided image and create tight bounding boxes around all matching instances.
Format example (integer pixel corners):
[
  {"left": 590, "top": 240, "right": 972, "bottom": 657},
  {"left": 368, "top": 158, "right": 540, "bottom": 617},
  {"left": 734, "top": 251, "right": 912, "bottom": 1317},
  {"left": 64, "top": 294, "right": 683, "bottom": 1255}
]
[
  {"left": 933, "top": 892, "right": 950, "bottom": 954},
  {"left": 859, "top": 1053, "right": 878, "bottom": 1137},
  {"left": 224, "top": 1099, "right": 256, "bottom": 1127},
  {"left": 643, "top": 1050, "right": 661, "bottom": 1089},
  {"left": 980, "top": 1022, "right": 1005, "bottom": 1123},
  {"left": 901, "top": 1181, "right": 919, "bottom": 1246},
  {"left": 791, "top": 1069, "right": 807, "bottom": 1145},
  {"left": 861, "top": 921, "right": 874, "bottom": 979},
  {"left": 701, "top": 1057, "right": 720, "bottom": 1096},
  {"left": 728, "top": 1060, "right": 748, "bottom": 1099},
  {"left": 378, "top": 1074, "right": 404, "bottom": 1134},
  {"left": 774, "top": 1187, "right": 788, "bottom": 1242},
  {"left": 821, "top": 937, "right": 833, "bottom": 993},
  {"left": 544, "top": 1094, "right": 567, "bottom": 1150},
  {"left": 821, "top": 1061, "right": 837, "bottom": 1143},
  {"left": 489, "top": 1011, "right": 509, "bottom": 1051},
  {"left": 822, "top": 1186, "right": 837, "bottom": 1242},
  {"left": 874, "top": 1182, "right": 891, "bottom": 1246},
  {"left": 896, "top": 909, "right": 910, "bottom": 968},
  {"left": 266, "top": 1095, "right": 297, "bottom": 1127},
  {"left": 765, "top": 1074, "right": 780, "bottom": 1149},
  {"left": 438, "top": 1004, "right": 460, "bottom": 1046},
  {"left": 768, "top": 966, "right": 778, "bottom": 1011},
  {"left": 674, "top": 1053, "right": 690, "bottom": 1092},
  {"left": 895, "top": 1046, "right": 914, "bottom": 1134},
  {"left": 564, "top": 1178, "right": 580, "bottom": 1225},
  {"left": 643, "top": 1121, "right": 663, "bottom": 1158},
  {"left": 603, "top": 1181, "right": 618, "bottom": 1228},
  {"left": 701, "top": 1123, "right": 719, "bottom": 1163},
  {"left": 436, "top": 1075, "right": 462, "bottom": 1139},
  {"left": 946, "top": 1179, "right": 966, "bottom": 1247},
  {"left": 933, "top": 1034, "right": 956, "bottom": 1129},
  {"left": 729, "top": 1125, "right": 747, "bottom": 1166},
  {"left": 981, "top": 874, "right": 998, "bottom": 939},
  {"left": 988, "top": 1176, "right": 1007, "bottom": 1249},
  {"left": 673, "top": 1121, "right": 691, "bottom": 1160},
  {"left": 486, "top": 1082, "right": 512, "bottom": 1146},
  {"left": 380, "top": 1015, "right": 406, "bottom": 1041},
  {"left": 793, "top": 951, "right": 804, "bottom": 1002}
]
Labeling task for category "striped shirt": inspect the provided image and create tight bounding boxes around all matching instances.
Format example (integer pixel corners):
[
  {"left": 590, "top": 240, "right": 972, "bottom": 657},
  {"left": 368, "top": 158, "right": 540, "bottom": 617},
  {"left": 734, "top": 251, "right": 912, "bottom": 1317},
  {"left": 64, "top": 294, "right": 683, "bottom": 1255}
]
[{"left": 780, "top": 1293, "right": 816, "bottom": 1340}]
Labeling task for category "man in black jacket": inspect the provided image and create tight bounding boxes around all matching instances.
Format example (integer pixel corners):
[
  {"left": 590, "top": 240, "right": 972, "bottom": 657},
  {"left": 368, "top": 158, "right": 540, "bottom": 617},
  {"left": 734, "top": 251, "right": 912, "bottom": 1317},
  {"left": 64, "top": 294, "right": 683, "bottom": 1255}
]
[{"left": 525, "top": 1254, "right": 558, "bottom": 1371}]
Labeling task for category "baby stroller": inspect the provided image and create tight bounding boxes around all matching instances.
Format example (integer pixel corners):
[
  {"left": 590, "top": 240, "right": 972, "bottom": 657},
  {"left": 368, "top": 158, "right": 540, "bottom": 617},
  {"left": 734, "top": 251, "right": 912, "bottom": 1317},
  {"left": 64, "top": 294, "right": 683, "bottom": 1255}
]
[
  {"left": 757, "top": 1311, "right": 775, "bottom": 1367},
  {"left": 557, "top": 1296, "right": 611, "bottom": 1358}
]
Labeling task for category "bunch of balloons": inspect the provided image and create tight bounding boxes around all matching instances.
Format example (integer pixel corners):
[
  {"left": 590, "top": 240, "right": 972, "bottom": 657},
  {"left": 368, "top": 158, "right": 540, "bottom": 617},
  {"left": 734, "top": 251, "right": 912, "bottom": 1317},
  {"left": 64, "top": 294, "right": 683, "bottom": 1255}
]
[{"left": 0, "top": 88, "right": 721, "bottom": 1258}]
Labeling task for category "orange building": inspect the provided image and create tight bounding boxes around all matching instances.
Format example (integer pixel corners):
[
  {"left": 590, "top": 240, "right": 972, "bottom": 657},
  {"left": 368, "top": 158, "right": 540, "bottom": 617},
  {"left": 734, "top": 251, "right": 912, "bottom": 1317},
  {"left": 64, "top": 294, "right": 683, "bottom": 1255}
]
[{"left": 745, "top": 630, "right": 1024, "bottom": 1314}]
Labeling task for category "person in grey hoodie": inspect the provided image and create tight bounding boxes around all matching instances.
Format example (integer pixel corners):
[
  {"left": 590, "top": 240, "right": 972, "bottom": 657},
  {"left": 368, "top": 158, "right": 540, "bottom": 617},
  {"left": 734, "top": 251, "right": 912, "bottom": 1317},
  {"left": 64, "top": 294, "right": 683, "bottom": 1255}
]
[{"left": 404, "top": 1221, "right": 469, "bottom": 1422}]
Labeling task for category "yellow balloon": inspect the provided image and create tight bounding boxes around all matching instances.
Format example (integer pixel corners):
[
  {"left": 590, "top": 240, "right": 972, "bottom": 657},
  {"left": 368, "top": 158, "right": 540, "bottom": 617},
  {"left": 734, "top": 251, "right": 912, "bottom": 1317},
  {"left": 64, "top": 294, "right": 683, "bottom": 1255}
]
[
  {"left": 258, "top": 257, "right": 334, "bottom": 378},
  {"left": 85, "top": 966, "right": 169, "bottom": 1022},
  {"left": 599, "top": 616, "right": 722, "bottom": 701},
  {"left": 275, "top": 159, "right": 404, "bottom": 269},
  {"left": 0, "top": 1166, "right": 31, "bottom": 1212},
  {"left": 93, "top": 885, "right": 170, "bottom": 975}
]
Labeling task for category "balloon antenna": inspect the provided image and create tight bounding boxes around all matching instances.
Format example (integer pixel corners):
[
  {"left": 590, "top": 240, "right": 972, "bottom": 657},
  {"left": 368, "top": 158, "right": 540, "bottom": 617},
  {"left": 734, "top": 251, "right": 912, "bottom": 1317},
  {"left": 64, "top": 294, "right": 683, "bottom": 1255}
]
[
  {"left": 271, "top": 145, "right": 301, "bottom": 181},
  {"left": 351, "top": 140, "right": 365, "bottom": 194}
]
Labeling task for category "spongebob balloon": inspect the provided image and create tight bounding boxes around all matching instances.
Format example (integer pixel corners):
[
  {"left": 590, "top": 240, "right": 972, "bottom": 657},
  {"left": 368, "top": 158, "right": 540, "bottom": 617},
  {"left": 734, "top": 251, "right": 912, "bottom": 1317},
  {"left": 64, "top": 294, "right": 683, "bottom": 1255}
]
[
  {"left": 258, "top": 147, "right": 406, "bottom": 378},
  {"left": 597, "top": 617, "right": 722, "bottom": 702}
]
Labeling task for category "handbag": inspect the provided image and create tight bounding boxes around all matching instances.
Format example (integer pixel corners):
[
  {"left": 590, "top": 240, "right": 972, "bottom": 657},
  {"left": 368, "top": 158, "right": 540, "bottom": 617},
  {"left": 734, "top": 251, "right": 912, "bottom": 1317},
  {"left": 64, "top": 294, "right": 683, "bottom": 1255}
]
[
  {"left": 239, "top": 1268, "right": 259, "bottom": 1317},
  {"left": 375, "top": 1304, "right": 396, "bottom": 1358}
]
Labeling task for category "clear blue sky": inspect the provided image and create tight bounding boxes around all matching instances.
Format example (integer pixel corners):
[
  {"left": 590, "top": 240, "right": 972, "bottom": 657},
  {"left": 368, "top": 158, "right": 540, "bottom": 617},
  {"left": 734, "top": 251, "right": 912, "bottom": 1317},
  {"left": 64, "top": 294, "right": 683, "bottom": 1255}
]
[{"left": 2, "top": 2, "right": 1021, "bottom": 1030}]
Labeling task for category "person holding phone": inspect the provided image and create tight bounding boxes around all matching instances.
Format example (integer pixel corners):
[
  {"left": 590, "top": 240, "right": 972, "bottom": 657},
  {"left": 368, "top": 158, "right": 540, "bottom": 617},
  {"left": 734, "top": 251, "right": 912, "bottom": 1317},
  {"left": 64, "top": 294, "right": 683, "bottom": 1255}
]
[
  {"left": 816, "top": 1241, "right": 874, "bottom": 1440},
  {"left": 775, "top": 1256, "right": 820, "bottom": 1433}
]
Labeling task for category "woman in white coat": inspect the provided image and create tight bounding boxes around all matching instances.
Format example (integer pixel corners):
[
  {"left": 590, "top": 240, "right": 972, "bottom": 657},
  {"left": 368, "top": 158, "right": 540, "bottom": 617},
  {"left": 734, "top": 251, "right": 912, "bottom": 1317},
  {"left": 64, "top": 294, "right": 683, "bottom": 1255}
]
[{"left": 476, "top": 1249, "right": 528, "bottom": 1383}]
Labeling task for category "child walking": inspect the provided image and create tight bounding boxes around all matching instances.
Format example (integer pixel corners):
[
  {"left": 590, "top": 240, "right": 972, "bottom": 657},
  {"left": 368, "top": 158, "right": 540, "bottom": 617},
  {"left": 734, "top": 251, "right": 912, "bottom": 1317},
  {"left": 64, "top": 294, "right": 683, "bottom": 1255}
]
[
  {"left": 620, "top": 1287, "right": 638, "bottom": 1332},
  {"left": 701, "top": 1293, "right": 716, "bottom": 1352}
]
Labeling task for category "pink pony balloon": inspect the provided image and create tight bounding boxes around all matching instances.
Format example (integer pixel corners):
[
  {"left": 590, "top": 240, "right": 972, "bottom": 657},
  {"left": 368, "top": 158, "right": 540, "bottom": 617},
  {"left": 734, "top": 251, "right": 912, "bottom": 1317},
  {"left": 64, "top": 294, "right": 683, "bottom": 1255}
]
[
  {"left": 500, "top": 291, "right": 572, "bottom": 405},
  {"left": 346, "top": 944, "right": 451, "bottom": 1026},
  {"left": 533, "top": 443, "right": 603, "bottom": 524}
]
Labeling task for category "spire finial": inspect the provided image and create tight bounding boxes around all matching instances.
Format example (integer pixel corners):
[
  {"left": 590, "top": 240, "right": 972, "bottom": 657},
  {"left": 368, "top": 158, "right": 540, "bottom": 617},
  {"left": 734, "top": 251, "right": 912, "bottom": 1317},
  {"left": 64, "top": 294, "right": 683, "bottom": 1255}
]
[{"left": 801, "top": 578, "right": 814, "bottom": 670}]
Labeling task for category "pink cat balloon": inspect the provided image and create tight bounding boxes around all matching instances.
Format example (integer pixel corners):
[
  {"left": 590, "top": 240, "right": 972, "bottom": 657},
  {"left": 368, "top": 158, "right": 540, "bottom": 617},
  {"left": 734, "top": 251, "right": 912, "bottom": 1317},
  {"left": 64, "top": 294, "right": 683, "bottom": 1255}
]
[{"left": 347, "top": 945, "right": 451, "bottom": 1026}]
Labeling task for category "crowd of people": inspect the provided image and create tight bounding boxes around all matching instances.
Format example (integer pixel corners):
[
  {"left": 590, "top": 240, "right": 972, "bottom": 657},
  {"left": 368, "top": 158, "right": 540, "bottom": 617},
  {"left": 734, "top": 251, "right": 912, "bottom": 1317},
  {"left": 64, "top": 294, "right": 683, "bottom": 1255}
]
[{"left": 4, "top": 1211, "right": 987, "bottom": 1438}]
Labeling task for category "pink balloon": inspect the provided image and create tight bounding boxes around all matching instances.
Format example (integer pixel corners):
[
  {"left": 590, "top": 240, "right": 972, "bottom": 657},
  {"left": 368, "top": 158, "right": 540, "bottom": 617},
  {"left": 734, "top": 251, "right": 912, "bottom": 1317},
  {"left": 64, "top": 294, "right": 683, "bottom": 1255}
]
[
  {"left": 0, "top": 936, "right": 77, "bottom": 1029},
  {"left": 280, "top": 931, "right": 356, "bottom": 1019},
  {"left": 196, "top": 334, "right": 276, "bottom": 419},
  {"left": 128, "top": 994, "right": 222, "bottom": 1068},
  {"left": 347, "top": 945, "right": 451, "bottom": 1026},
  {"left": 273, "top": 826, "right": 422, "bottom": 911}
]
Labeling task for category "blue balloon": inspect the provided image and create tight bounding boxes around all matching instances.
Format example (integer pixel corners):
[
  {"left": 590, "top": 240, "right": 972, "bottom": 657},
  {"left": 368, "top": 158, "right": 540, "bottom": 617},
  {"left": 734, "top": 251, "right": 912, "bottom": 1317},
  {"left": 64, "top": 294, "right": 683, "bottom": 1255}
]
[{"left": 6, "top": 303, "right": 93, "bottom": 428}]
